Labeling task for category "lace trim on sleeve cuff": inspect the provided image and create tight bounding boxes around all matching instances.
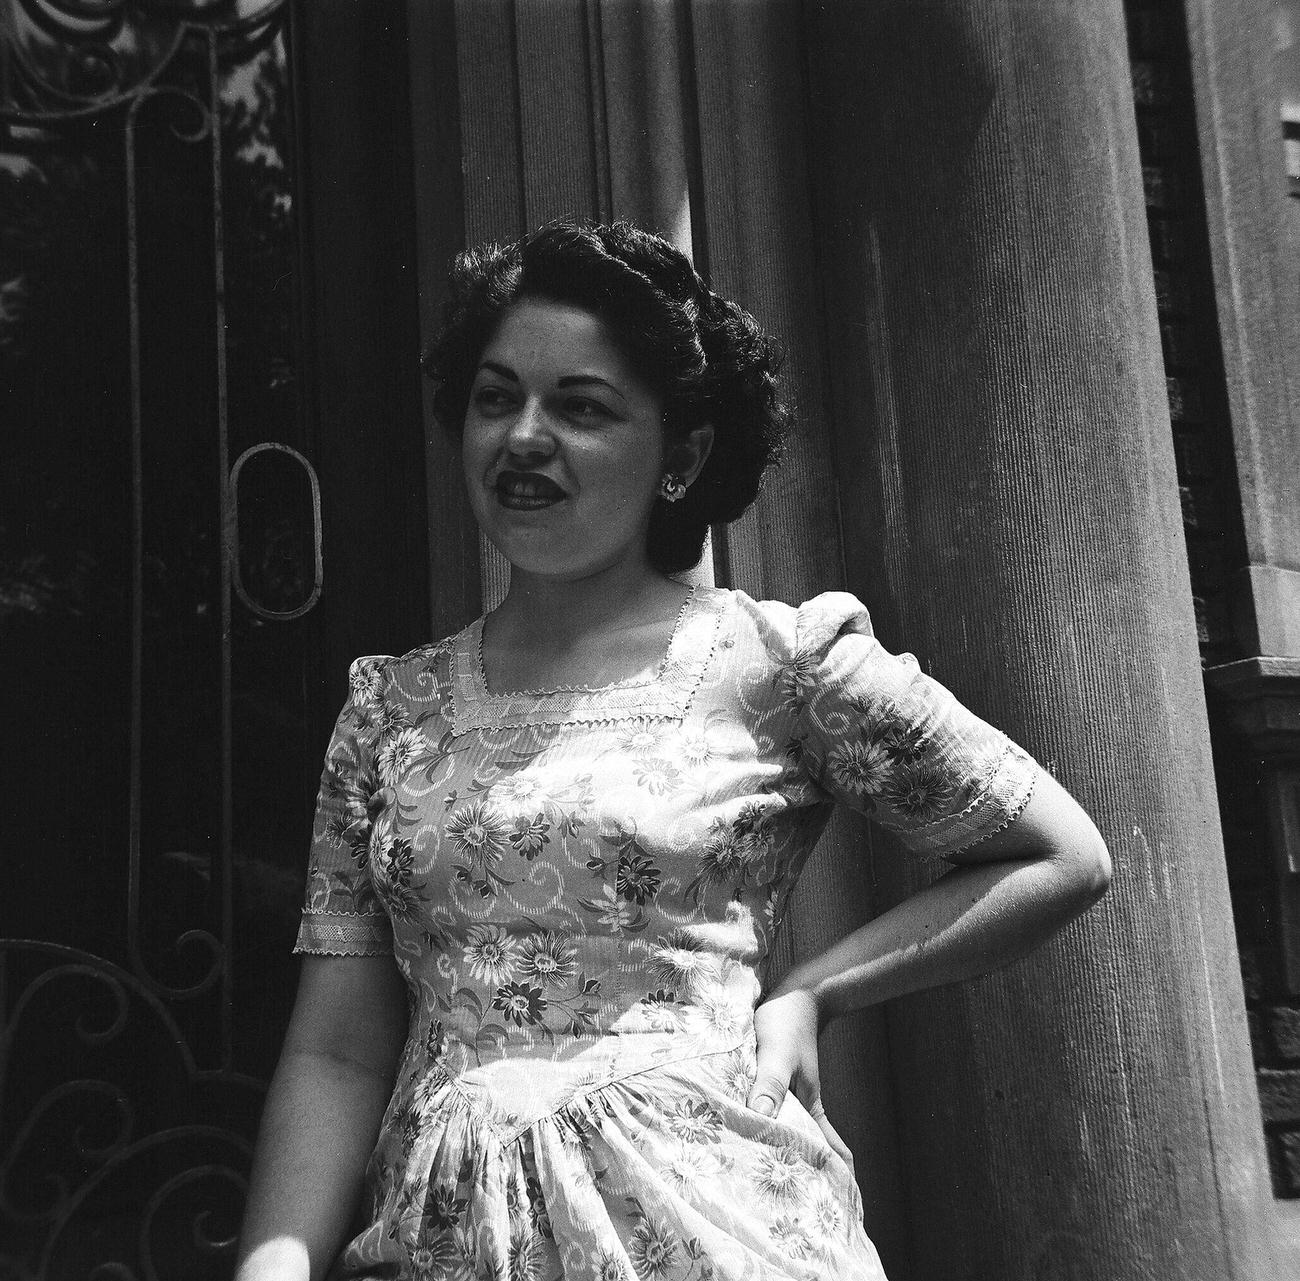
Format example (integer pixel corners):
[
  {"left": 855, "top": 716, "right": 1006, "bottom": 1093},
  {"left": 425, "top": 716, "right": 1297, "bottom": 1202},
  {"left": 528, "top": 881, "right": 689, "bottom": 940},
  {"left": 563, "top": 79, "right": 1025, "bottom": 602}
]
[{"left": 294, "top": 910, "right": 393, "bottom": 956}]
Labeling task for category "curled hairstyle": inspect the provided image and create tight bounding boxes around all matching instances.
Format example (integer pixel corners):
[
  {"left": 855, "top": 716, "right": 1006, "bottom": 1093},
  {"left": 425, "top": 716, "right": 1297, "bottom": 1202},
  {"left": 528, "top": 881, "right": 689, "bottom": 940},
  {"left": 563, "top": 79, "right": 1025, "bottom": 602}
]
[{"left": 423, "top": 220, "right": 789, "bottom": 574}]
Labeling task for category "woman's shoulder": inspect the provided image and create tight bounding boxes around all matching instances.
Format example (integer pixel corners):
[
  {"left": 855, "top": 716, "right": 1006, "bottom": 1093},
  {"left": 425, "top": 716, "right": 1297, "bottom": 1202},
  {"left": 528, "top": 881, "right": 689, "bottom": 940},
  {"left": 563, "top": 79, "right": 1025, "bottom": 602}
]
[
  {"left": 713, "top": 586, "right": 877, "bottom": 663},
  {"left": 344, "top": 631, "right": 464, "bottom": 703}
]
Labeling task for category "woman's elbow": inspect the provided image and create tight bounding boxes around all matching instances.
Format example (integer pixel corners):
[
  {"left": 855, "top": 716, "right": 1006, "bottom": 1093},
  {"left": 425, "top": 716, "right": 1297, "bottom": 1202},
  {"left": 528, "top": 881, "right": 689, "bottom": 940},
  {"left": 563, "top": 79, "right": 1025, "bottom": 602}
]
[{"left": 1056, "top": 821, "right": 1112, "bottom": 914}]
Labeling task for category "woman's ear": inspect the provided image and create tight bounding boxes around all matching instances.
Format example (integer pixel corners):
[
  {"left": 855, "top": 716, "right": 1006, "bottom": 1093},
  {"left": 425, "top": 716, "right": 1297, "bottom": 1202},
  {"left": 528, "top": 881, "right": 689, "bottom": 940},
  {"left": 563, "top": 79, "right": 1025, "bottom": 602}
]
[{"left": 671, "top": 424, "right": 714, "bottom": 487}]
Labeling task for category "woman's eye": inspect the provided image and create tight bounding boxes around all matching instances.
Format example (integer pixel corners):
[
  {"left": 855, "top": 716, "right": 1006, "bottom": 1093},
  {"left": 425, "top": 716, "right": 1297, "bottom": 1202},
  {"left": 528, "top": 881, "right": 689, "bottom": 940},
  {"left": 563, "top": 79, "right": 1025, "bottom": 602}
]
[
  {"left": 566, "top": 398, "right": 613, "bottom": 422},
  {"left": 472, "top": 386, "right": 513, "bottom": 413}
]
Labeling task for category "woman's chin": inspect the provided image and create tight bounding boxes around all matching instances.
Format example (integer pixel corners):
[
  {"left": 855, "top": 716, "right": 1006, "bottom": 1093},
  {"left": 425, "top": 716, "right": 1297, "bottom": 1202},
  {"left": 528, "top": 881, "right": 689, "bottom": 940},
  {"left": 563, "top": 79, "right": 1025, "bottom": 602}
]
[{"left": 488, "top": 541, "right": 654, "bottom": 586}]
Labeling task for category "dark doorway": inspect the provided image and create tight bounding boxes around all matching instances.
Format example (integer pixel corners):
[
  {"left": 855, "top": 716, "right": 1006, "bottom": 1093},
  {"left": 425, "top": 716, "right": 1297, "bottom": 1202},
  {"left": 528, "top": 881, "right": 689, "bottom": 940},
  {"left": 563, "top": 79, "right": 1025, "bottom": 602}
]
[{"left": 0, "top": 3, "right": 455, "bottom": 1275}]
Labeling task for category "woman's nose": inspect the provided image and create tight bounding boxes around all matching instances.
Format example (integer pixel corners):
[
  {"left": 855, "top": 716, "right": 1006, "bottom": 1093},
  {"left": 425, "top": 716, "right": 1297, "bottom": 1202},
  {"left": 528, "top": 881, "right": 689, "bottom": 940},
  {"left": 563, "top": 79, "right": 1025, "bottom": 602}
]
[{"left": 503, "top": 398, "right": 555, "bottom": 457}]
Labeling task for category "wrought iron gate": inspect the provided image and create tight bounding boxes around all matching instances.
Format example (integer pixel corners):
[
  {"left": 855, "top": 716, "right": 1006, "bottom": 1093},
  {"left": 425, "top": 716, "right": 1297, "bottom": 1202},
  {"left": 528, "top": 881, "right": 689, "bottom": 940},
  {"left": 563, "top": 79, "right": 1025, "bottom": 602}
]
[{"left": 1, "top": 3, "right": 336, "bottom": 1276}]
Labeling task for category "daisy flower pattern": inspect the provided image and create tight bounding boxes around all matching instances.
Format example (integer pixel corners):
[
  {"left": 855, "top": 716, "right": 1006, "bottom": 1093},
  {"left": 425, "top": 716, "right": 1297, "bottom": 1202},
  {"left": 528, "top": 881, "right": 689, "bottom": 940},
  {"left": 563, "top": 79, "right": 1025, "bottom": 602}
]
[
  {"left": 619, "top": 721, "right": 660, "bottom": 753},
  {"left": 517, "top": 931, "right": 575, "bottom": 986},
  {"left": 463, "top": 924, "right": 520, "bottom": 986},
  {"left": 370, "top": 837, "right": 426, "bottom": 921},
  {"left": 507, "top": 1222, "right": 545, "bottom": 1281},
  {"left": 769, "top": 1215, "right": 814, "bottom": 1259},
  {"left": 690, "top": 983, "right": 746, "bottom": 1042},
  {"left": 377, "top": 725, "right": 425, "bottom": 785},
  {"left": 632, "top": 757, "right": 682, "bottom": 796},
  {"left": 812, "top": 1189, "right": 844, "bottom": 1237},
  {"left": 666, "top": 1098, "right": 723, "bottom": 1145},
  {"left": 777, "top": 647, "right": 820, "bottom": 705},
  {"left": 880, "top": 758, "right": 958, "bottom": 821},
  {"left": 691, "top": 818, "right": 746, "bottom": 887},
  {"left": 295, "top": 589, "right": 1035, "bottom": 1280},
  {"left": 499, "top": 774, "right": 544, "bottom": 805},
  {"left": 826, "top": 737, "right": 892, "bottom": 799},
  {"left": 651, "top": 932, "right": 710, "bottom": 994},
  {"left": 446, "top": 801, "right": 510, "bottom": 860},
  {"left": 591, "top": 1251, "right": 628, "bottom": 1281},
  {"left": 877, "top": 712, "right": 929, "bottom": 761},
  {"left": 616, "top": 852, "right": 661, "bottom": 904},
  {"left": 627, "top": 1216, "right": 678, "bottom": 1280},
  {"left": 662, "top": 1142, "right": 719, "bottom": 1197},
  {"left": 714, "top": 1048, "right": 756, "bottom": 1102},
  {"left": 493, "top": 981, "right": 546, "bottom": 1027},
  {"left": 373, "top": 699, "right": 410, "bottom": 737},
  {"left": 636, "top": 989, "right": 682, "bottom": 1031},
  {"left": 349, "top": 656, "right": 386, "bottom": 705},
  {"left": 752, "top": 1145, "right": 808, "bottom": 1206}
]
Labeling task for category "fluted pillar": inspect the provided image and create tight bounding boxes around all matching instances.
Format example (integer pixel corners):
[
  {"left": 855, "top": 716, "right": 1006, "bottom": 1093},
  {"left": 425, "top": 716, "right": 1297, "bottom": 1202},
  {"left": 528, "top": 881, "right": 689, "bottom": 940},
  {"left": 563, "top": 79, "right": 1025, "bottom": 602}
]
[{"left": 803, "top": 1, "right": 1281, "bottom": 1276}]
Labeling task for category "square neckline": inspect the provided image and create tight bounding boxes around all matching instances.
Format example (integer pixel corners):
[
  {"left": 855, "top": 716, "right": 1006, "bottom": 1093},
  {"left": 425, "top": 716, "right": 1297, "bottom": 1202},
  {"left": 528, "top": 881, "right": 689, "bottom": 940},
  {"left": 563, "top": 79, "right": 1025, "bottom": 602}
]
[{"left": 445, "top": 585, "right": 728, "bottom": 734}]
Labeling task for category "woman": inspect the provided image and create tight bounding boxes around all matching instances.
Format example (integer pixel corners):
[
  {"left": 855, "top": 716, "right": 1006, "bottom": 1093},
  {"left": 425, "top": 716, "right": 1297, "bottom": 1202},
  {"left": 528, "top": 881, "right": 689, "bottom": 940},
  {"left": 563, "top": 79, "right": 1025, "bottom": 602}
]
[{"left": 235, "top": 221, "right": 1111, "bottom": 1281}]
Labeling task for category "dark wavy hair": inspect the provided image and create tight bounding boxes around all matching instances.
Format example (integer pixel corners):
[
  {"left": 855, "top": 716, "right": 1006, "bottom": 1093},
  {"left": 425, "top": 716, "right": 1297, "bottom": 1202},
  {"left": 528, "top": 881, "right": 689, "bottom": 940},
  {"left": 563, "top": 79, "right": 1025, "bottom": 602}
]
[{"left": 422, "top": 220, "right": 789, "bottom": 574}]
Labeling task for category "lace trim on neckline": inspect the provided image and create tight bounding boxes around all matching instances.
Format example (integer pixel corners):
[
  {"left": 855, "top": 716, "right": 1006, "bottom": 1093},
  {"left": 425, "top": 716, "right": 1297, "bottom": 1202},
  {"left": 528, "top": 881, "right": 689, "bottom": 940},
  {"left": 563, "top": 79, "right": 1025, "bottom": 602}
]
[
  {"left": 446, "top": 586, "right": 727, "bottom": 734},
  {"left": 475, "top": 584, "right": 700, "bottom": 698}
]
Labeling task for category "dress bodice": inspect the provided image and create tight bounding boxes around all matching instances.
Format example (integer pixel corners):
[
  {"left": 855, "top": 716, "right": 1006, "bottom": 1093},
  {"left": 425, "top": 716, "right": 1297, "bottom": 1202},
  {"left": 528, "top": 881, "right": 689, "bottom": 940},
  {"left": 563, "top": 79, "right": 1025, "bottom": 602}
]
[{"left": 294, "top": 588, "right": 1037, "bottom": 1279}]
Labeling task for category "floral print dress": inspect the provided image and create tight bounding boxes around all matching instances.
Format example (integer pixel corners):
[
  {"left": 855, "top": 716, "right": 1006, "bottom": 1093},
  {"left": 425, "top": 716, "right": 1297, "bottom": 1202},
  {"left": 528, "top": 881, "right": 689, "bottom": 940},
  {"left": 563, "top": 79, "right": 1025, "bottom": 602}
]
[{"left": 296, "top": 588, "right": 1038, "bottom": 1281}]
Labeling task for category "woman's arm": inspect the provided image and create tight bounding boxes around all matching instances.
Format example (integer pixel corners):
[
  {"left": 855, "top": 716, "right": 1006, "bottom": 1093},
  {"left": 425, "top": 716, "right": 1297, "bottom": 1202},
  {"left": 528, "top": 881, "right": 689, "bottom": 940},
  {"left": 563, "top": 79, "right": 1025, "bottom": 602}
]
[
  {"left": 748, "top": 767, "right": 1110, "bottom": 1122},
  {"left": 234, "top": 955, "right": 409, "bottom": 1281}
]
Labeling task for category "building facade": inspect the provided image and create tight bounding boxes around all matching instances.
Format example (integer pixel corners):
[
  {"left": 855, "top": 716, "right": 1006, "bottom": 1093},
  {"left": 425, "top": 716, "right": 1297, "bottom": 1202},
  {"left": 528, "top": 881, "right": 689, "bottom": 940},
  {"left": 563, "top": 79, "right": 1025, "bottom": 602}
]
[{"left": 2, "top": 1, "right": 1298, "bottom": 1277}]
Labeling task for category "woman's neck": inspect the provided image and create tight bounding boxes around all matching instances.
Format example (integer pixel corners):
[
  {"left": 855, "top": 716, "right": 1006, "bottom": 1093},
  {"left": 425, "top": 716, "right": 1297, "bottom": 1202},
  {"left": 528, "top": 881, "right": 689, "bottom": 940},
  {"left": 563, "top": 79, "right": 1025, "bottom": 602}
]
[
  {"left": 495, "top": 562, "right": 680, "bottom": 646},
  {"left": 481, "top": 561, "right": 692, "bottom": 693}
]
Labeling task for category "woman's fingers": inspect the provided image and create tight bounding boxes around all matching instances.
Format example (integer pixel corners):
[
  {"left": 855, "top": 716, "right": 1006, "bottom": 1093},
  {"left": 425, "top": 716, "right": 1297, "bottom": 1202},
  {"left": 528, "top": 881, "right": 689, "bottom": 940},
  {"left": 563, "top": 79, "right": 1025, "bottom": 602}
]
[
  {"left": 748, "top": 1059, "right": 792, "bottom": 1117},
  {"left": 750, "top": 985, "right": 819, "bottom": 1117},
  {"left": 750, "top": 1066, "right": 858, "bottom": 1179},
  {"left": 807, "top": 1096, "right": 856, "bottom": 1174}
]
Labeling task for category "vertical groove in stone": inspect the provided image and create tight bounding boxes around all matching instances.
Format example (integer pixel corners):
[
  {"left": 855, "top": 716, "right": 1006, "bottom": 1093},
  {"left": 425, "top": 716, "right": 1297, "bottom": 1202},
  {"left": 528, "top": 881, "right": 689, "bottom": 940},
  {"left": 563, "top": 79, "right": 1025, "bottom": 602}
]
[
  {"left": 454, "top": 0, "right": 525, "bottom": 246},
  {"left": 805, "top": 0, "right": 1277, "bottom": 1276},
  {"left": 600, "top": 0, "right": 694, "bottom": 248},
  {"left": 688, "top": 0, "right": 841, "bottom": 604},
  {"left": 584, "top": 0, "right": 612, "bottom": 223},
  {"left": 514, "top": 0, "right": 600, "bottom": 226}
]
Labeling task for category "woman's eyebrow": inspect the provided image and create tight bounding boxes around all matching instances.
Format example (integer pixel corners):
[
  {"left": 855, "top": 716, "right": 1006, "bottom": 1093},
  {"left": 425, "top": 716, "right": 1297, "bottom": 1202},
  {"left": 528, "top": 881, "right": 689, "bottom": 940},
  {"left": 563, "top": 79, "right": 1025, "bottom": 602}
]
[
  {"left": 557, "top": 374, "right": 627, "bottom": 403},
  {"left": 477, "top": 359, "right": 518, "bottom": 382}
]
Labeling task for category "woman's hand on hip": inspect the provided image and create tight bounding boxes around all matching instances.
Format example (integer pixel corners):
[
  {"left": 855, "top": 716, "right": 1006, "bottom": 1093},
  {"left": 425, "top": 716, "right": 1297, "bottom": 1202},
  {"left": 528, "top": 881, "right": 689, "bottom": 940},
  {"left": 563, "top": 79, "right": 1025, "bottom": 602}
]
[{"left": 748, "top": 984, "right": 855, "bottom": 1172}]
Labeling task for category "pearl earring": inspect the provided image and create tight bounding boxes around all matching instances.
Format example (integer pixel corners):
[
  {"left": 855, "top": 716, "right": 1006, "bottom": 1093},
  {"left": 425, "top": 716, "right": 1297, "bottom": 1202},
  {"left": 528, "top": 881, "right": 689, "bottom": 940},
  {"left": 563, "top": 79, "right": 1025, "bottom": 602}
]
[{"left": 659, "top": 473, "right": 687, "bottom": 503}]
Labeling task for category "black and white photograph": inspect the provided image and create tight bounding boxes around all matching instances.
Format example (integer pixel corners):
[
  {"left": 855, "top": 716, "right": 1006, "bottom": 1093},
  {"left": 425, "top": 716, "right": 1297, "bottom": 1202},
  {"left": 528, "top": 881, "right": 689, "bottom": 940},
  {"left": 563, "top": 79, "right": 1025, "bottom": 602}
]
[{"left": 2, "top": 2, "right": 1298, "bottom": 1278}]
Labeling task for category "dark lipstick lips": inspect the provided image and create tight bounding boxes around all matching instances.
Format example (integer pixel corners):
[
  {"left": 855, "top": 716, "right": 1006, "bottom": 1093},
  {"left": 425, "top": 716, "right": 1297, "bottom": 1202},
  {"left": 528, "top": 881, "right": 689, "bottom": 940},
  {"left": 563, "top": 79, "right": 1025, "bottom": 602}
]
[{"left": 494, "top": 471, "right": 567, "bottom": 507}]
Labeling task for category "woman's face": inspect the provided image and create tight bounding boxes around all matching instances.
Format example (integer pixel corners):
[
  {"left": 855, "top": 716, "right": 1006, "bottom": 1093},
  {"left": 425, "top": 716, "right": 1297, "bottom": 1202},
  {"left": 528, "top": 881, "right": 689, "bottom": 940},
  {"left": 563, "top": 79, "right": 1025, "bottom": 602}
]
[{"left": 462, "top": 298, "right": 668, "bottom": 583}]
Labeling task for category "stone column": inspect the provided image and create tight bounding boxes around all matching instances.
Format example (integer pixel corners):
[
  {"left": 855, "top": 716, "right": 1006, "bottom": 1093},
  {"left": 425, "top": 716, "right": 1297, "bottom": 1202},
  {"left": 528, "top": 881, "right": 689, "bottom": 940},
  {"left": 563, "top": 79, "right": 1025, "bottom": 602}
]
[
  {"left": 802, "top": 1, "right": 1282, "bottom": 1276},
  {"left": 598, "top": 0, "right": 696, "bottom": 253}
]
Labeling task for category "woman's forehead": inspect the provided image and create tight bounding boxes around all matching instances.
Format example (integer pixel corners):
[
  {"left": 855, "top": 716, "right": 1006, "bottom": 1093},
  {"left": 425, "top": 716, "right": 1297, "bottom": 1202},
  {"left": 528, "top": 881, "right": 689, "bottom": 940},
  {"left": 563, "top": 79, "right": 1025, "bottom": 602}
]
[{"left": 480, "top": 298, "right": 642, "bottom": 386}]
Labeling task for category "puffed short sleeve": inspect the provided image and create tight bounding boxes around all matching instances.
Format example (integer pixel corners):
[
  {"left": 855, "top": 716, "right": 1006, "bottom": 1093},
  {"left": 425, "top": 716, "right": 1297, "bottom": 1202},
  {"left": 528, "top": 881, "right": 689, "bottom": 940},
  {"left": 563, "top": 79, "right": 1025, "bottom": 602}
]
[
  {"left": 293, "top": 656, "right": 395, "bottom": 956},
  {"left": 789, "top": 593, "right": 1038, "bottom": 858}
]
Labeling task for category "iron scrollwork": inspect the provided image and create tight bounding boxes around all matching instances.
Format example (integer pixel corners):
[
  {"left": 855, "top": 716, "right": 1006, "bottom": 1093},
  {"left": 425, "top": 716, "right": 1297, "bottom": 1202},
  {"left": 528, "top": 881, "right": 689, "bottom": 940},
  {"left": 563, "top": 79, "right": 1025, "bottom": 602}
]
[
  {"left": 0, "top": 943, "right": 260, "bottom": 1280},
  {"left": 2, "top": 1, "right": 288, "bottom": 125}
]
